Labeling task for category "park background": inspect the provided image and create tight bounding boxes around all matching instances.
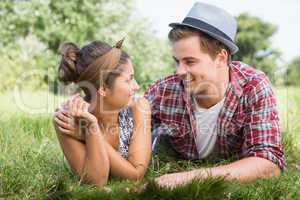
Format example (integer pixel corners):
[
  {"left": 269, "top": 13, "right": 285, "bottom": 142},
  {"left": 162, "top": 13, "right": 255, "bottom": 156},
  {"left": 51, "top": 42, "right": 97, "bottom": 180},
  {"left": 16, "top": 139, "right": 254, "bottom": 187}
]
[{"left": 0, "top": 0, "right": 299, "bottom": 199}]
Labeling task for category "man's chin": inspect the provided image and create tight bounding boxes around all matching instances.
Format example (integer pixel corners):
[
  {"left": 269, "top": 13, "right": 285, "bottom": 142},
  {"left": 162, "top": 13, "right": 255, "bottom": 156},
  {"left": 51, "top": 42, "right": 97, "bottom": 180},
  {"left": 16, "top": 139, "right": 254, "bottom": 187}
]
[
  {"left": 184, "top": 87, "right": 204, "bottom": 97},
  {"left": 188, "top": 88, "right": 210, "bottom": 98}
]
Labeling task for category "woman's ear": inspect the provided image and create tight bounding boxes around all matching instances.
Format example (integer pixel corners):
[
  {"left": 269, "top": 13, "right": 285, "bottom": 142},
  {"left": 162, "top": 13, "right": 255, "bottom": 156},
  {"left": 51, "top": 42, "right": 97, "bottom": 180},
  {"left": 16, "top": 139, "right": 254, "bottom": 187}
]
[{"left": 97, "top": 87, "right": 107, "bottom": 97}]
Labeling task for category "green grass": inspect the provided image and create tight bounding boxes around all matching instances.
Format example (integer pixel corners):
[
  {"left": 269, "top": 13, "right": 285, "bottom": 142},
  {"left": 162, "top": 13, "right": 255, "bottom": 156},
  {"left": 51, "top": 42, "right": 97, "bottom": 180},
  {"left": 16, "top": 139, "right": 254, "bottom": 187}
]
[{"left": 0, "top": 88, "right": 300, "bottom": 199}]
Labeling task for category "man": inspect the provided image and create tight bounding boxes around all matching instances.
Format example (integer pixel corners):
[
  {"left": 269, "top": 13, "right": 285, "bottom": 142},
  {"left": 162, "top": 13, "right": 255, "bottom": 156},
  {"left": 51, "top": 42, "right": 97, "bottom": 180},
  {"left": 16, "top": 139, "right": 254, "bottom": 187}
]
[{"left": 144, "top": 2, "right": 284, "bottom": 188}]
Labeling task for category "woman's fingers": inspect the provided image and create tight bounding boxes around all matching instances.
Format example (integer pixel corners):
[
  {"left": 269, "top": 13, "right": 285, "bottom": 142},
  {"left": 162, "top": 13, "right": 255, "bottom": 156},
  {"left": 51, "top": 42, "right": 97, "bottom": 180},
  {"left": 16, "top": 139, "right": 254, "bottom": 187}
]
[
  {"left": 60, "top": 110, "right": 77, "bottom": 127},
  {"left": 70, "top": 95, "right": 86, "bottom": 117},
  {"left": 57, "top": 125, "right": 73, "bottom": 135},
  {"left": 55, "top": 110, "right": 72, "bottom": 123},
  {"left": 54, "top": 116, "right": 75, "bottom": 131},
  {"left": 63, "top": 95, "right": 97, "bottom": 125},
  {"left": 83, "top": 102, "right": 89, "bottom": 113},
  {"left": 70, "top": 96, "right": 80, "bottom": 116},
  {"left": 66, "top": 93, "right": 80, "bottom": 113},
  {"left": 77, "top": 99, "right": 86, "bottom": 117},
  {"left": 69, "top": 97, "right": 75, "bottom": 116},
  {"left": 80, "top": 102, "right": 91, "bottom": 120},
  {"left": 80, "top": 101, "right": 89, "bottom": 114},
  {"left": 61, "top": 93, "right": 80, "bottom": 110},
  {"left": 60, "top": 100, "right": 69, "bottom": 110}
]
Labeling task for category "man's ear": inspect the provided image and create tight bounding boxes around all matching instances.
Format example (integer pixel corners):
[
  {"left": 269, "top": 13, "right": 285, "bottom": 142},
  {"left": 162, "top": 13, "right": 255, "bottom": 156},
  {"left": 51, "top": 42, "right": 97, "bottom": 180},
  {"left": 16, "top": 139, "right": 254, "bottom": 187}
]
[
  {"left": 216, "top": 49, "right": 228, "bottom": 67},
  {"left": 97, "top": 87, "right": 107, "bottom": 97}
]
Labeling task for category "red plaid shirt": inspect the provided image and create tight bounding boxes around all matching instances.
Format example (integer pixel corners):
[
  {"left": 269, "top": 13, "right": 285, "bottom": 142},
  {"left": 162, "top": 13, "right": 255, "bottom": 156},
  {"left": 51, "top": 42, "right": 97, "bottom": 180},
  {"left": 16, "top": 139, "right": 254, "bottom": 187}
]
[{"left": 144, "top": 61, "right": 285, "bottom": 170}]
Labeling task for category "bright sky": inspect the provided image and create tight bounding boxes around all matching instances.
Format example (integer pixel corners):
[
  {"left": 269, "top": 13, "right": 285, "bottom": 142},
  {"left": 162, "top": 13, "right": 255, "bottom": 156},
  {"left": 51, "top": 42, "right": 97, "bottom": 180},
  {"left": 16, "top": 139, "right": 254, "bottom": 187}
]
[{"left": 134, "top": 0, "right": 300, "bottom": 63}]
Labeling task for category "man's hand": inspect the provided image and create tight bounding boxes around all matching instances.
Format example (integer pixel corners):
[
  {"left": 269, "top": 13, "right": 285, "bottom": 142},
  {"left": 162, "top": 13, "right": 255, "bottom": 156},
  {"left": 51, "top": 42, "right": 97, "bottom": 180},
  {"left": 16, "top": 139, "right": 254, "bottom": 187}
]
[{"left": 155, "top": 169, "right": 210, "bottom": 189}]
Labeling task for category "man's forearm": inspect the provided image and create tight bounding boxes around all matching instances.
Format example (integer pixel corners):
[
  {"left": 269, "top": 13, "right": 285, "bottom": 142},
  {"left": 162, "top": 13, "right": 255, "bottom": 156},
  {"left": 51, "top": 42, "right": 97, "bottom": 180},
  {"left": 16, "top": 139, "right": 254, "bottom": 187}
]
[{"left": 196, "top": 156, "right": 281, "bottom": 182}]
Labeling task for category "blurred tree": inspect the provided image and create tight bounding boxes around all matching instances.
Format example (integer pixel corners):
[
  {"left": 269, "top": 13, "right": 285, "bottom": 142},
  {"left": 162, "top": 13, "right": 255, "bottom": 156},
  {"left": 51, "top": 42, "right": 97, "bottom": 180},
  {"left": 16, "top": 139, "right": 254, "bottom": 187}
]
[
  {"left": 0, "top": 3, "right": 285, "bottom": 92},
  {"left": 285, "top": 56, "right": 300, "bottom": 86},
  {"left": 0, "top": 0, "right": 133, "bottom": 51},
  {"left": 0, "top": 0, "right": 173, "bottom": 92},
  {"left": 233, "top": 13, "right": 281, "bottom": 82}
]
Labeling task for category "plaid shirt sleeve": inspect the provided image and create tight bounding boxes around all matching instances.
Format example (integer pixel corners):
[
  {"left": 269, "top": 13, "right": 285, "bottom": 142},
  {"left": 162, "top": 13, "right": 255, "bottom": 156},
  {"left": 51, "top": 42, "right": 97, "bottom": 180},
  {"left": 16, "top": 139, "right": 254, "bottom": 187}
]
[
  {"left": 241, "top": 75, "right": 285, "bottom": 170},
  {"left": 144, "top": 80, "right": 173, "bottom": 154}
]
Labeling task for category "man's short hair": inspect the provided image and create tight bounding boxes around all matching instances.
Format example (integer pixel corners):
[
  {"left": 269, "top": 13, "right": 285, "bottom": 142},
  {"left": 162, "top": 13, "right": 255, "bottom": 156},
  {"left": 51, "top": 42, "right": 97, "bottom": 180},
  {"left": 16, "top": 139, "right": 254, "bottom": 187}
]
[{"left": 168, "top": 26, "right": 231, "bottom": 62}]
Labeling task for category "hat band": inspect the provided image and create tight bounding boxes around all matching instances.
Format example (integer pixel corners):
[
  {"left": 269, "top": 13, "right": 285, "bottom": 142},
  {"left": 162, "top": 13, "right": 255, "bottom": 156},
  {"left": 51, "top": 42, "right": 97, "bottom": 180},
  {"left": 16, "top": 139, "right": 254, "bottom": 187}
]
[{"left": 182, "top": 17, "right": 233, "bottom": 42}]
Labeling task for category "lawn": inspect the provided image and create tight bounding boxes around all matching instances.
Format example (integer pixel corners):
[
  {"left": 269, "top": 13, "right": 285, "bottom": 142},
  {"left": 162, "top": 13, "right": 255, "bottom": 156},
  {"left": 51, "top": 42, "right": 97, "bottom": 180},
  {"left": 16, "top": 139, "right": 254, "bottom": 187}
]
[{"left": 0, "top": 87, "right": 300, "bottom": 200}]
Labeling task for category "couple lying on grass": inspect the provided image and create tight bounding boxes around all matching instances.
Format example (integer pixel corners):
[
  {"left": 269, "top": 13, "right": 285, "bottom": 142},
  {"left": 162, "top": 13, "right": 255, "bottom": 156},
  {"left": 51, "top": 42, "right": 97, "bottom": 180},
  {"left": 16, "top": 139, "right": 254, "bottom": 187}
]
[{"left": 53, "top": 2, "right": 284, "bottom": 189}]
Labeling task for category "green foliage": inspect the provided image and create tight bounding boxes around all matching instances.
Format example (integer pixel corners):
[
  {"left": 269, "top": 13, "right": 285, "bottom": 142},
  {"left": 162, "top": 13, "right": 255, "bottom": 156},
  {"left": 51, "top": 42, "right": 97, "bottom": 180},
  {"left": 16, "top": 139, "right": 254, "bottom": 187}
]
[
  {"left": 0, "top": 0, "right": 173, "bottom": 92},
  {"left": 0, "top": 35, "right": 56, "bottom": 91},
  {"left": 0, "top": 0, "right": 133, "bottom": 50},
  {"left": 124, "top": 21, "right": 174, "bottom": 89},
  {"left": 0, "top": 1, "right": 294, "bottom": 90},
  {"left": 234, "top": 13, "right": 281, "bottom": 83},
  {"left": 285, "top": 56, "right": 300, "bottom": 86}
]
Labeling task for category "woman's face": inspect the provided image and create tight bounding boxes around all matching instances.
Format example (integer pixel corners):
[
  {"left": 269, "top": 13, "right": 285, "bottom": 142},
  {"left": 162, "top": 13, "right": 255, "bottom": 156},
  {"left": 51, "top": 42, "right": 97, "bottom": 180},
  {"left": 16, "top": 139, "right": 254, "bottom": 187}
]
[{"left": 103, "top": 59, "right": 140, "bottom": 109}]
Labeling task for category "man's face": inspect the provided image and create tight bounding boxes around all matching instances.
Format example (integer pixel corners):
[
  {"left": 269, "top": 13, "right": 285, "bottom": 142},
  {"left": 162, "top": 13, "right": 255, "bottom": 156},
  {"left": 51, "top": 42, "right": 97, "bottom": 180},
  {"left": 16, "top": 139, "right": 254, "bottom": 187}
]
[{"left": 172, "top": 35, "right": 219, "bottom": 96}]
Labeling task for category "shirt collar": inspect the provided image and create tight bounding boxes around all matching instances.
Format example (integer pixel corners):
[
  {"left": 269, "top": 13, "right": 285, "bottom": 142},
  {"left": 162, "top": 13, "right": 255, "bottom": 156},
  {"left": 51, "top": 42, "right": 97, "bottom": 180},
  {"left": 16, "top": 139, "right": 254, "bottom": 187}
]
[{"left": 228, "top": 61, "right": 246, "bottom": 98}]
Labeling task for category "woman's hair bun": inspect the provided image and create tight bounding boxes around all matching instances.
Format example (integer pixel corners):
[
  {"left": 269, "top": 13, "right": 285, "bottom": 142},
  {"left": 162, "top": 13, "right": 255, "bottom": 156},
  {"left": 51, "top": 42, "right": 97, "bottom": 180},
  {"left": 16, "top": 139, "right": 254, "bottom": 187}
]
[{"left": 58, "top": 42, "right": 80, "bottom": 83}]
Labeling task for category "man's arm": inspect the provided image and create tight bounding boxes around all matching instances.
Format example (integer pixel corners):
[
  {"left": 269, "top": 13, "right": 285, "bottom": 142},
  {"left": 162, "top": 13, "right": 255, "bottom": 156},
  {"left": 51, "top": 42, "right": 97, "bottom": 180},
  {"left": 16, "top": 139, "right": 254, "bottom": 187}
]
[
  {"left": 155, "top": 156, "right": 280, "bottom": 188},
  {"left": 156, "top": 75, "right": 284, "bottom": 188},
  {"left": 205, "top": 156, "right": 280, "bottom": 181},
  {"left": 210, "top": 75, "right": 284, "bottom": 181}
]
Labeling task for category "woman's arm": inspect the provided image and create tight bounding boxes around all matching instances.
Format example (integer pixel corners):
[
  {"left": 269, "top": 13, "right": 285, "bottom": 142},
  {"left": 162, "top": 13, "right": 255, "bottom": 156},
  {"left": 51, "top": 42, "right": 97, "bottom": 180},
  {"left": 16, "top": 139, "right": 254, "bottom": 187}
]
[
  {"left": 104, "top": 97, "right": 152, "bottom": 181},
  {"left": 82, "top": 122, "right": 110, "bottom": 186},
  {"left": 54, "top": 96, "right": 152, "bottom": 181},
  {"left": 54, "top": 96, "right": 110, "bottom": 186}
]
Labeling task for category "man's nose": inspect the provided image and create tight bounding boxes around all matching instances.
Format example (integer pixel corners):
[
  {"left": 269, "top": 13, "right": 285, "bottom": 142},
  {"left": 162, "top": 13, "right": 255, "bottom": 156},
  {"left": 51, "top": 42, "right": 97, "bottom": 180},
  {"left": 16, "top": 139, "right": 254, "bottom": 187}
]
[{"left": 176, "top": 63, "right": 187, "bottom": 77}]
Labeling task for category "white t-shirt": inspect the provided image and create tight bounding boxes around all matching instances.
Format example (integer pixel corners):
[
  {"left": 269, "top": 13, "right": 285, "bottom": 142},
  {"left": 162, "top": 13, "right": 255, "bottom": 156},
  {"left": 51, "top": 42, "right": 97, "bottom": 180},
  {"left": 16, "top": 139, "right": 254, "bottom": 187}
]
[{"left": 193, "top": 97, "right": 225, "bottom": 159}]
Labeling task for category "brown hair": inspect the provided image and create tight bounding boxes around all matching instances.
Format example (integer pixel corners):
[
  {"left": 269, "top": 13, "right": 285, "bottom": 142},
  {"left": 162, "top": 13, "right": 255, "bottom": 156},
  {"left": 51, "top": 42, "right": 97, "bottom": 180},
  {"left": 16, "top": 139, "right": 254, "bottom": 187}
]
[
  {"left": 58, "top": 41, "right": 130, "bottom": 101},
  {"left": 168, "top": 26, "right": 231, "bottom": 62}
]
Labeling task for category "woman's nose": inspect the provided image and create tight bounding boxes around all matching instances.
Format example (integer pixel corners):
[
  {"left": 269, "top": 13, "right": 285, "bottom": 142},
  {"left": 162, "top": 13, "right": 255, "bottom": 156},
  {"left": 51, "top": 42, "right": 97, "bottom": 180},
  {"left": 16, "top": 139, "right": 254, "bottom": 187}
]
[{"left": 133, "top": 79, "right": 140, "bottom": 92}]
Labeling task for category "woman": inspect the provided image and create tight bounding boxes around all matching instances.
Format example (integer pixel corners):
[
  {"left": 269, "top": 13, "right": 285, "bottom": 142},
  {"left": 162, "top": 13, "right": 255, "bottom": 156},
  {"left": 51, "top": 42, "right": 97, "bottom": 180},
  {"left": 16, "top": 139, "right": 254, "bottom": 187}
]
[{"left": 53, "top": 39, "right": 152, "bottom": 187}]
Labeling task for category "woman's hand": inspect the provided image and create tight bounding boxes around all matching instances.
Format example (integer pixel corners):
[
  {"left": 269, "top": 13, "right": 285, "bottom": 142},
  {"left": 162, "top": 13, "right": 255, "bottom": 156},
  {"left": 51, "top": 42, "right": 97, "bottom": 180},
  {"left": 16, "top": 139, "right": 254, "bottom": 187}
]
[
  {"left": 53, "top": 94, "right": 79, "bottom": 138},
  {"left": 67, "top": 94, "right": 100, "bottom": 137},
  {"left": 53, "top": 108, "right": 84, "bottom": 140},
  {"left": 54, "top": 94, "right": 109, "bottom": 186},
  {"left": 67, "top": 95, "right": 96, "bottom": 122},
  {"left": 53, "top": 93, "right": 96, "bottom": 141}
]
